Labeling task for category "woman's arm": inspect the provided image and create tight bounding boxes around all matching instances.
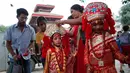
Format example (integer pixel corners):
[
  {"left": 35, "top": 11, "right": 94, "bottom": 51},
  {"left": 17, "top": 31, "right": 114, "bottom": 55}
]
[{"left": 55, "top": 16, "right": 82, "bottom": 25}]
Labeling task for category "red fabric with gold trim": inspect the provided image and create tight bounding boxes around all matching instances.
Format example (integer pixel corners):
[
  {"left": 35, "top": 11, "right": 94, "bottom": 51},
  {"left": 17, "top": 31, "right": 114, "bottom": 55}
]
[
  {"left": 82, "top": 2, "right": 116, "bottom": 39},
  {"left": 84, "top": 2, "right": 108, "bottom": 21}
]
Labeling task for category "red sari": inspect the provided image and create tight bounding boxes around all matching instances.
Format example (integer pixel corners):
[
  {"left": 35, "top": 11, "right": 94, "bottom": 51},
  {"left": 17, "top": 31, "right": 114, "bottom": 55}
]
[
  {"left": 62, "top": 33, "right": 70, "bottom": 57},
  {"left": 84, "top": 32, "right": 125, "bottom": 73},
  {"left": 70, "top": 25, "right": 86, "bottom": 73}
]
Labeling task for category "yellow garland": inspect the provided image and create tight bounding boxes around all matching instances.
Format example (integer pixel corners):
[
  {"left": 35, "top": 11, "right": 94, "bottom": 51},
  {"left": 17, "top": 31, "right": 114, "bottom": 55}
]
[{"left": 51, "top": 50, "right": 66, "bottom": 73}]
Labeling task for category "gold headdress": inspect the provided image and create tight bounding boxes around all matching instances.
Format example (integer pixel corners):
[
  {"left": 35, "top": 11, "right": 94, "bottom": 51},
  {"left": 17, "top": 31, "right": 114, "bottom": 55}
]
[{"left": 44, "top": 23, "right": 66, "bottom": 37}]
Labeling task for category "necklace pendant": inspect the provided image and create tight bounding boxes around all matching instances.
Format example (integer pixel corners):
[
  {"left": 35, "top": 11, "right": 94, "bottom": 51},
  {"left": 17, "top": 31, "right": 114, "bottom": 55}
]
[{"left": 98, "top": 60, "right": 104, "bottom": 66}]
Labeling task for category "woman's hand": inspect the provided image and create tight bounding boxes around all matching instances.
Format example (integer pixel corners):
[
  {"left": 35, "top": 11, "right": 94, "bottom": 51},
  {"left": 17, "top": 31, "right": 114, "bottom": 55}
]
[
  {"left": 55, "top": 20, "right": 65, "bottom": 27},
  {"left": 55, "top": 20, "right": 64, "bottom": 24}
]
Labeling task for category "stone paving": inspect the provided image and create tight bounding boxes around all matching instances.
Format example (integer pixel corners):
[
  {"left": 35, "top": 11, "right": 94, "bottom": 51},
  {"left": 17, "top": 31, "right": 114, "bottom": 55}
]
[{"left": 0, "top": 60, "right": 130, "bottom": 73}]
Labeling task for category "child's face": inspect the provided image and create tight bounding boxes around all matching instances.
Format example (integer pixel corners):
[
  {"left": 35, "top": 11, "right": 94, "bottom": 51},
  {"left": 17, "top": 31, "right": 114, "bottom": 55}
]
[
  {"left": 38, "top": 21, "right": 46, "bottom": 32},
  {"left": 52, "top": 33, "right": 62, "bottom": 47},
  {"left": 90, "top": 19, "right": 104, "bottom": 33}
]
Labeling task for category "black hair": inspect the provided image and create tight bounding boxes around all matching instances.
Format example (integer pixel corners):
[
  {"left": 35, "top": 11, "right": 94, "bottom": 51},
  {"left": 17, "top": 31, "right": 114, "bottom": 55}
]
[
  {"left": 123, "top": 25, "right": 129, "bottom": 31},
  {"left": 68, "top": 15, "right": 73, "bottom": 19},
  {"left": 117, "top": 31, "right": 122, "bottom": 37},
  {"left": 16, "top": 8, "right": 29, "bottom": 17},
  {"left": 37, "top": 16, "right": 47, "bottom": 26},
  {"left": 71, "top": 4, "right": 84, "bottom": 13}
]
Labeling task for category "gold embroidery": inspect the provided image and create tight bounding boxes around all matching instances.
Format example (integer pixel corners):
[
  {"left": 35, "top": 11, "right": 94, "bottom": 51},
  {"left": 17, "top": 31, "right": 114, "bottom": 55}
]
[{"left": 51, "top": 50, "right": 66, "bottom": 73}]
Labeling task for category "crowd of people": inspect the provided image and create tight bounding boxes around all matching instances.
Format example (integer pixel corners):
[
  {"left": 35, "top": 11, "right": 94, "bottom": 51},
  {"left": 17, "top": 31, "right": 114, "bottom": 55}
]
[{"left": 4, "top": 1, "right": 130, "bottom": 73}]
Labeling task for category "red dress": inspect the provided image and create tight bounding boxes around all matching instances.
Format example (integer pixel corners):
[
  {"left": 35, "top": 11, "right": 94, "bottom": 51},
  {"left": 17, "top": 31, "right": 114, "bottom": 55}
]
[
  {"left": 43, "top": 48, "right": 66, "bottom": 73},
  {"left": 44, "top": 47, "right": 75, "bottom": 73},
  {"left": 62, "top": 33, "right": 70, "bottom": 57},
  {"left": 84, "top": 32, "right": 125, "bottom": 73},
  {"left": 70, "top": 25, "right": 86, "bottom": 73}
]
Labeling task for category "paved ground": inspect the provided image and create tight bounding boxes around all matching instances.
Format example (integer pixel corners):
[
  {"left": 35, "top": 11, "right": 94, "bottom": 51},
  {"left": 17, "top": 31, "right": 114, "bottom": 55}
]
[
  {"left": 0, "top": 60, "right": 130, "bottom": 73},
  {"left": 115, "top": 60, "right": 130, "bottom": 73}
]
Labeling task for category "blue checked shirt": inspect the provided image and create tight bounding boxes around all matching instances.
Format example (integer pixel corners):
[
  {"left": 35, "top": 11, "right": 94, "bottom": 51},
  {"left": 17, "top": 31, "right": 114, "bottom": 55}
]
[{"left": 5, "top": 24, "right": 35, "bottom": 59}]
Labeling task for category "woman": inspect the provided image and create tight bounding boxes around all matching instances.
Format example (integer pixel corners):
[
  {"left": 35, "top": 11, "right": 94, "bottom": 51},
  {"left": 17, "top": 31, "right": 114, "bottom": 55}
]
[
  {"left": 36, "top": 16, "right": 48, "bottom": 67},
  {"left": 68, "top": 4, "right": 86, "bottom": 73}
]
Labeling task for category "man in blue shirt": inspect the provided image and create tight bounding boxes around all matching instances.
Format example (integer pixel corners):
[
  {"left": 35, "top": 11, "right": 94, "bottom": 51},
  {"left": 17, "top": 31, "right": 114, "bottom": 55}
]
[{"left": 5, "top": 8, "right": 35, "bottom": 73}]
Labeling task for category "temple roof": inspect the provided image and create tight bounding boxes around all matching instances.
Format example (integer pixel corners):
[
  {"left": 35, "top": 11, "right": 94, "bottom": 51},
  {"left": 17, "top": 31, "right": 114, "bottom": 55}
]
[
  {"left": 29, "top": 4, "right": 63, "bottom": 32},
  {"left": 34, "top": 4, "right": 55, "bottom": 12},
  {"left": 31, "top": 12, "right": 63, "bottom": 18},
  {"left": 29, "top": 12, "right": 63, "bottom": 25}
]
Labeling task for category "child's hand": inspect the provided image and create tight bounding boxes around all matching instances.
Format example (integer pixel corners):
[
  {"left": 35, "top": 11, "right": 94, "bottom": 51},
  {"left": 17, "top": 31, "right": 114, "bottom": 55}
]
[
  {"left": 125, "top": 56, "right": 130, "bottom": 64},
  {"left": 71, "top": 47, "right": 78, "bottom": 57}
]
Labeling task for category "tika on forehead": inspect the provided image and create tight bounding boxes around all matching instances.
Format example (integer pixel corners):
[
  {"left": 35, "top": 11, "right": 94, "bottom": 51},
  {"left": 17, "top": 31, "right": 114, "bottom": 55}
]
[{"left": 84, "top": 2, "right": 108, "bottom": 21}]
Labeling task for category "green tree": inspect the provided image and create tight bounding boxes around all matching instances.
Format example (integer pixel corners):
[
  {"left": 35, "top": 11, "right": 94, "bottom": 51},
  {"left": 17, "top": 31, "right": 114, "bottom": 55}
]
[
  {"left": 122, "top": 0, "right": 130, "bottom": 4},
  {"left": 0, "top": 25, "right": 8, "bottom": 32},
  {"left": 119, "top": 3, "right": 130, "bottom": 26}
]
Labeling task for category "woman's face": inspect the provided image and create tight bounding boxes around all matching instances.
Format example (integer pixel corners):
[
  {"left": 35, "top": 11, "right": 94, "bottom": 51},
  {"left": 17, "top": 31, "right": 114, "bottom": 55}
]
[
  {"left": 90, "top": 19, "right": 104, "bottom": 33},
  {"left": 52, "top": 33, "right": 62, "bottom": 47},
  {"left": 71, "top": 9, "right": 81, "bottom": 19}
]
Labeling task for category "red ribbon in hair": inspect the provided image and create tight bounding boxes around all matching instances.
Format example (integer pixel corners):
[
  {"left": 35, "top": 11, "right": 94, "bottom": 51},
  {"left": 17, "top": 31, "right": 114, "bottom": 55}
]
[
  {"left": 105, "top": 8, "right": 116, "bottom": 34},
  {"left": 82, "top": 14, "right": 92, "bottom": 39}
]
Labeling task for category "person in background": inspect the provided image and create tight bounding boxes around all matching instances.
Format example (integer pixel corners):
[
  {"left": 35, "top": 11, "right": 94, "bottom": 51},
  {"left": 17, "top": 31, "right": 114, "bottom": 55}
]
[
  {"left": 116, "top": 31, "right": 123, "bottom": 53},
  {"left": 68, "top": 4, "right": 86, "bottom": 73},
  {"left": 36, "top": 16, "right": 47, "bottom": 55},
  {"left": 116, "top": 31, "right": 125, "bottom": 73},
  {"left": 5, "top": 8, "right": 35, "bottom": 73},
  {"left": 36, "top": 16, "right": 50, "bottom": 67},
  {"left": 118, "top": 25, "right": 130, "bottom": 73}
]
